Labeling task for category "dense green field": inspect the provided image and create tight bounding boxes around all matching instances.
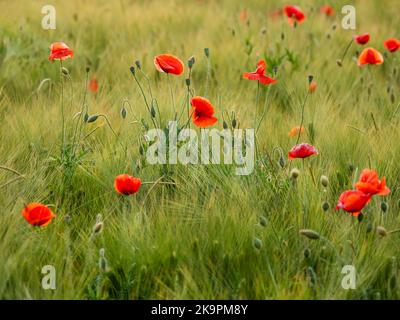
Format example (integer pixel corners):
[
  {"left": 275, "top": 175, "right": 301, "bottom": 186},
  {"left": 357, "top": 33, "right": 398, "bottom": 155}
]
[{"left": 1, "top": 0, "right": 399, "bottom": 299}]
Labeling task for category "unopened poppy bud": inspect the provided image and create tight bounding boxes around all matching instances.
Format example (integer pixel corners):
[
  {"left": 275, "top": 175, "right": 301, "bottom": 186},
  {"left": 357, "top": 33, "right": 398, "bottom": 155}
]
[
  {"left": 381, "top": 201, "right": 388, "bottom": 213},
  {"left": 393, "top": 67, "right": 397, "bottom": 75},
  {"left": 320, "top": 175, "right": 329, "bottom": 187},
  {"left": 332, "top": 24, "right": 337, "bottom": 30},
  {"left": 357, "top": 213, "right": 364, "bottom": 223},
  {"left": 253, "top": 237, "right": 262, "bottom": 250},
  {"left": 290, "top": 168, "right": 300, "bottom": 180},
  {"left": 281, "top": 32, "right": 285, "bottom": 40},
  {"left": 139, "top": 145, "right": 145, "bottom": 155},
  {"left": 93, "top": 221, "right": 103, "bottom": 235},
  {"left": 62, "top": 67, "right": 69, "bottom": 75},
  {"left": 308, "top": 75, "right": 314, "bottom": 84},
  {"left": 366, "top": 222, "right": 373, "bottom": 233},
  {"left": 322, "top": 201, "right": 329, "bottom": 211},
  {"left": 185, "top": 78, "right": 190, "bottom": 86},
  {"left": 99, "top": 248, "right": 108, "bottom": 272},
  {"left": 87, "top": 115, "right": 99, "bottom": 123},
  {"left": 204, "top": 48, "right": 210, "bottom": 58},
  {"left": 223, "top": 120, "right": 228, "bottom": 129},
  {"left": 151, "top": 105, "right": 156, "bottom": 118},
  {"left": 135, "top": 60, "right": 141, "bottom": 70},
  {"left": 278, "top": 155, "right": 286, "bottom": 168},
  {"left": 121, "top": 106, "right": 127, "bottom": 119},
  {"left": 188, "top": 56, "right": 195, "bottom": 69},
  {"left": 390, "top": 93, "right": 395, "bottom": 104},
  {"left": 84, "top": 112, "right": 89, "bottom": 123},
  {"left": 387, "top": 85, "right": 392, "bottom": 94},
  {"left": 259, "top": 216, "right": 268, "bottom": 227},
  {"left": 232, "top": 118, "right": 237, "bottom": 128},
  {"left": 377, "top": 226, "right": 388, "bottom": 237},
  {"left": 129, "top": 66, "right": 135, "bottom": 76},
  {"left": 304, "top": 248, "right": 311, "bottom": 259},
  {"left": 261, "top": 27, "right": 267, "bottom": 35},
  {"left": 336, "top": 59, "right": 342, "bottom": 67},
  {"left": 86, "top": 66, "right": 90, "bottom": 73},
  {"left": 299, "top": 229, "right": 320, "bottom": 240}
]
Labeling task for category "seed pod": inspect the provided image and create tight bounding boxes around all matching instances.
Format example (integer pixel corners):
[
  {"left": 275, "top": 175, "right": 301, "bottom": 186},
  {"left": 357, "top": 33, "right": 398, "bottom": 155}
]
[
  {"left": 299, "top": 229, "right": 320, "bottom": 240},
  {"left": 121, "top": 106, "right": 127, "bottom": 119},
  {"left": 87, "top": 115, "right": 99, "bottom": 123},
  {"left": 135, "top": 60, "right": 141, "bottom": 70},
  {"left": 377, "top": 226, "right": 388, "bottom": 237},
  {"left": 259, "top": 216, "right": 268, "bottom": 227},
  {"left": 381, "top": 201, "right": 388, "bottom": 213},
  {"left": 320, "top": 175, "right": 329, "bottom": 187},
  {"left": 322, "top": 201, "right": 329, "bottom": 212},
  {"left": 290, "top": 168, "right": 300, "bottom": 180},
  {"left": 253, "top": 237, "right": 262, "bottom": 250}
]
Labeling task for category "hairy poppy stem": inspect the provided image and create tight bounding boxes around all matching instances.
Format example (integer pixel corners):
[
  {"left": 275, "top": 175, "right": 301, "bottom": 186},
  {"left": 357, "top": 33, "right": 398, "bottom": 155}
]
[
  {"left": 255, "top": 85, "right": 272, "bottom": 133},
  {"left": 60, "top": 60, "right": 66, "bottom": 156},
  {"left": 338, "top": 38, "right": 353, "bottom": 66},
  {"left": 295, "top": 92, "right": 309, "bottom": 145},
  {"left": 167, "top": 73, "right": 176, "bottom": 120}
]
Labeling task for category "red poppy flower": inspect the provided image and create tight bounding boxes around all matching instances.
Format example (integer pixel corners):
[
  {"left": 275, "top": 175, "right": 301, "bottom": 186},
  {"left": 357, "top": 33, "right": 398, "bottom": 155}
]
[
  {"left": 357, "top": 47, "right": 384, "bottom": 66},
  {"left": 48, "top": 42, "right": 74, "bottom": 61},
  {"left": 384, "top": 38, "right": 400, "bottom": 53},
  {"left": 243, "top": 60, "right": 277, "bottom": 85},
  {"left": 320, "top": 5, "right": 334, "bottom": 16},
  {"left": 355, "top": 169, "right": 391, "bottom": 196},
  {"left": 283, "top": 5, "right": 305, "bottom": 26},
  {"left": 336, "top": 190, "right": 372, "bottom": 216},
  {"left": 288, "top": 143, "right": 318, "bottom": 160},
  {"left": 190, "top": 96, "right": 218, "bottom": 128},
  {"left": 154, "top": 54, "right": 184, "bottom": 75},
  {"left": 308, "top": 81, "right": 317, "bottom": 93},
  {"left": 354, "top": 33, "right": 370, "bottom": 45},
  {"left": 89, "top": 77, "right": 99, "bottom": 93},
  {"left": 22, "top": 203, "right": 56, "bottom": 227},
  {"left": 114, "top": 174, "right": 142, "bottom": 195}
]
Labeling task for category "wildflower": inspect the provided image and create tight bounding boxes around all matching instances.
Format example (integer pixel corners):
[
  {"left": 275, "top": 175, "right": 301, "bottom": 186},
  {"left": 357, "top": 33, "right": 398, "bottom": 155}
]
[
  {"left": 114, "top": 174, "right": 142, "bottom": 195},
  {"left": 357, "top": 47, "right": 384, "bottom": 66},
  {"left": 355, "top": 169, "right": 390, "bottom": 196},
  {"left": 336, "top": 190, "right": 372, "bottom": 216},
  {"left": 48, "top": 42, "right": 74, "bottom": 61},
  {"left": 243, "top": 60, "right": 277, "bottom": 85},
  {"left": 154, "top": 54, "right": 184, "bottom": 75},
  {"left": 190, "top": 96, "right": 218, "bottom": 128},
  {"left": 320, "top": 4, "right": 334, "bottom": 16},
  {"left": 384, "top": 38, "right": 400, "bottom": 53},
  {"left": 288, "top": 143, "right": 318, "bottom": 160},
  {"left": 354, "top": 33, "right": 370, "bottom": 45},
  {"left": 308, "top": 81, "right": 317, "bottom": 93},
  {"left": 288, "top": 126, "right": 305, "bottom": 137},
  {"left": 253, "top": 237, "right": 262, "bottom": 249},
  {"left": 283, "top": 5, "right": 305, "bottom": 26},
  {"left": 89, "top": 76, "right": 98, "bottom": 93},
  {"left": 22, "top": 203, "right": 56, "bottom": 227}
]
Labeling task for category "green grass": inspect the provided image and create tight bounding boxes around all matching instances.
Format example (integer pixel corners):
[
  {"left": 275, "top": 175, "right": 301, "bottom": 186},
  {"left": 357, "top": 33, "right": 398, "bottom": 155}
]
[{"left": 0, "top": 0, "right": 399, "bottom": 299}]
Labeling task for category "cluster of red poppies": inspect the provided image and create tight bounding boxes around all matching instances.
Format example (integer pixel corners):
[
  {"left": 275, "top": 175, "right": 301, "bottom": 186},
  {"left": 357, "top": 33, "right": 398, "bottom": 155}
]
[{"left": 336, "top": 169, "right": 390, "bottom": 217}]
